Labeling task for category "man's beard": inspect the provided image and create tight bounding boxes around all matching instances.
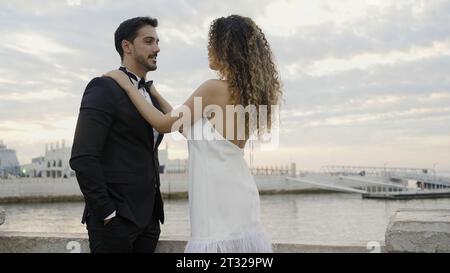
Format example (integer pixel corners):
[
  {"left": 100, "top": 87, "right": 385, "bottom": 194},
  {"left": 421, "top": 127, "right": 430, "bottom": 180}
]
[{"left": 136, "top": 54, "right": 157, "bottom": 71}]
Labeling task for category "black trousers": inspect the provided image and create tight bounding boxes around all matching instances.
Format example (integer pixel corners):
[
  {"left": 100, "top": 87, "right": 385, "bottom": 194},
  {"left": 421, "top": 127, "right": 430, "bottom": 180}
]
[{"left": 86, "top": 214, "right": 160, "bottom": 253}]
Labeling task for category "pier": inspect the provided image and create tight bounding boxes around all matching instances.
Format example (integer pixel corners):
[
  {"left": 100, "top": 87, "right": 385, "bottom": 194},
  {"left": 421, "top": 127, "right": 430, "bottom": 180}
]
[
  {"left": 285, "top": 177, "right": 367, "bottom": 194},
  {"left": 286, "top": 165, "right": 450, "bottom": 200}
]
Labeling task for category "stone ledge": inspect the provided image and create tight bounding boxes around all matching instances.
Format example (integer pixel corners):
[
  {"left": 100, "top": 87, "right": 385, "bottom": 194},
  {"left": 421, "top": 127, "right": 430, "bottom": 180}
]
[
  {"left": 0, "top": 232, "right": 379, "bottom": 253},
  {"left": 385, "top": 209, "right": 450, "bottom": 253},
  {"left": 0, "top": 232, "right": 185, "bottom": 253},
  {"left": 0, "top": 209, "right": 4, "bottom": 226}
]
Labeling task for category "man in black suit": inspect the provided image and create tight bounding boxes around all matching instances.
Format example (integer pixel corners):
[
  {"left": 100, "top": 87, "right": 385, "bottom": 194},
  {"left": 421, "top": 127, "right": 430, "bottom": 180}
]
[{"left": 70, "top": 17, "right": 164, "bottom": 253}]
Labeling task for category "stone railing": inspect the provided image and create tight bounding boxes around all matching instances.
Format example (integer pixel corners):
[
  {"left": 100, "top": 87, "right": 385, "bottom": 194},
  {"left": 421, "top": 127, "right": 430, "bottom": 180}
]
[
  {"left": 0, "top": 232, "right": 374, "bottom": 253},
  {"left": 385, "top": 209, "right": 450, "bottom": 253},
  {"left": 0, "top": 208, "right": 4, "bottom": 226}
]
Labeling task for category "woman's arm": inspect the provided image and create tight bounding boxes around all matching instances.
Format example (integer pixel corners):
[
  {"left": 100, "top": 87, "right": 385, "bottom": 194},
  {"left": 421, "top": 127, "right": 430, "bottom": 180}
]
[{"left": 104, "top": 70, "right": 226, "bottom": 133}]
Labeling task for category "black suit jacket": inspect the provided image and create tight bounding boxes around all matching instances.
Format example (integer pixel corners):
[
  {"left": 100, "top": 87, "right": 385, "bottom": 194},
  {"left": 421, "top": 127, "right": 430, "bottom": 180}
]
[{"left": 70, "top": 76, "right": 164, "bottom": 228}]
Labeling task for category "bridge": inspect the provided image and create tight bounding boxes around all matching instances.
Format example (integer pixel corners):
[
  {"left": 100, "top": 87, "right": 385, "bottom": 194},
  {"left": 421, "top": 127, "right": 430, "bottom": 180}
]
[{"left": 286, "top": 165, "right": 450, "bottom": 199}]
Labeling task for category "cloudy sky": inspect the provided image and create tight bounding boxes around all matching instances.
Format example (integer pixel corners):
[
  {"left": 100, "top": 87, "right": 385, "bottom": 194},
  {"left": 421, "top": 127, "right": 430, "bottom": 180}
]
[{"left": 1, "top": 0, "right": 449, "bottom": 171}]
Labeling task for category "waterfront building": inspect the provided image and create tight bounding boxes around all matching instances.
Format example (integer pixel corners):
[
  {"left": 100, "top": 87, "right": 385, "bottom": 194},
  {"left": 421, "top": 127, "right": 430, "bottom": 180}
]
[{"left": 0, "top": 140, "right": 20, "bottom": 177}]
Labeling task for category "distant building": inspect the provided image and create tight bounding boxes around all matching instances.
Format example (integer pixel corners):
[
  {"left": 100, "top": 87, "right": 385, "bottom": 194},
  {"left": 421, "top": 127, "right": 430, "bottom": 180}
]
[
  {"left": 42, "top": 140, "right": 74, "bottom": 178},
  {"left": 21, "top": 156, "right": 45, "bottom": 177},
  {"left": 0, "top": 140, "right": 20, "bottom": 177},
  {"left": 21, "top": 140, "right": 75, "bottom": 178},
  {"left": 19, "top": 140, "right": 186, "bottom": 178}
]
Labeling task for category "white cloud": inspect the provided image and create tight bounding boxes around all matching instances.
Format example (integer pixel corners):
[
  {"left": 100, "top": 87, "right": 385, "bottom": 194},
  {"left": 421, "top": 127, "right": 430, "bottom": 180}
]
[
  {"left": 3, "top": 33, "right": 76, "bottom": 59},
  {"left": 0, "top": 89, "right": 75, "bottom": 102},
  {"left": 304, "top": 39, "right": 450, "bottom": 76},
  {"left": 257, "top": 0, "right": 394, "bottom": 36},
  {"left": 302, "top": 107, "right": 450, "bottom": 128}
]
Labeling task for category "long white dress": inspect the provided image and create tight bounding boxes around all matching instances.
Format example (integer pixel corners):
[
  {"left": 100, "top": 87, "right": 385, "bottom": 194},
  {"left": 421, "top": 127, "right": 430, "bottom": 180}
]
[{"left": 183, "top": 117, "right": 272, "bottom": 253}]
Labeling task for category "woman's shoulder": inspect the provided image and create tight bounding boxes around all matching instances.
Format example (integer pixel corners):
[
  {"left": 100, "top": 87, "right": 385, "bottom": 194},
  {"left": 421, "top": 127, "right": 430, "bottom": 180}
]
[
  {"left": 198, "top": 79, "right": 229, "bottom": 96},
  {"left": 197, "top": 79, "right": 230, "bottom": 105},
  {"left": 202, "top": 78, "right": 228, "bottom": 88}
]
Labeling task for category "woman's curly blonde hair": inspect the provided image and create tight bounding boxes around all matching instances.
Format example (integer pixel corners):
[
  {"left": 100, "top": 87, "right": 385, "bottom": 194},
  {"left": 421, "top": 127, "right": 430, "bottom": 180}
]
[{"left": 208, "top": 15, "right": 282, "bottom": 137}]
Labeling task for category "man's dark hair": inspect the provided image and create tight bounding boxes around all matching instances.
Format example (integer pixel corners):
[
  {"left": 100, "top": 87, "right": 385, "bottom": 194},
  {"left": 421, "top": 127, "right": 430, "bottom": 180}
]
[{"left": 114, "top": 16, "right": 158, "bottom": 61}]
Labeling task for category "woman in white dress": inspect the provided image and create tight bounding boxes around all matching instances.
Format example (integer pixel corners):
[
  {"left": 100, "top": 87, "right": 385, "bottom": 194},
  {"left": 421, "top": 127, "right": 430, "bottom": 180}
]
[{"left": 105, "top": 15, "right": 282, "bottom": 253}]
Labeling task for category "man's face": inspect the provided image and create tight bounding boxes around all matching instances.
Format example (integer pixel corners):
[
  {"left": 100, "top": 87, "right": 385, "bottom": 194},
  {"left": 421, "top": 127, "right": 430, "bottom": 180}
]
[{"left": 130, "top": 25, "right": 160, "bottom": 72}]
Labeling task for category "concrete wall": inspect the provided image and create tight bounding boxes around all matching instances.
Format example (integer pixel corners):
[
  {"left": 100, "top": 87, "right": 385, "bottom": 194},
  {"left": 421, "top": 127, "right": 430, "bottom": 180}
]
[
  {"left": 0, "top": 208, "right": 4, "bottom": 226},
  {"left": 0, "top": 178, "right": 82, "bottom": 199},
  {"left": 0, "top": 176, "right": 318, "bottom": 203},
  {"left": 385, "top": 209, "right": 450, "bottom": 253}
]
